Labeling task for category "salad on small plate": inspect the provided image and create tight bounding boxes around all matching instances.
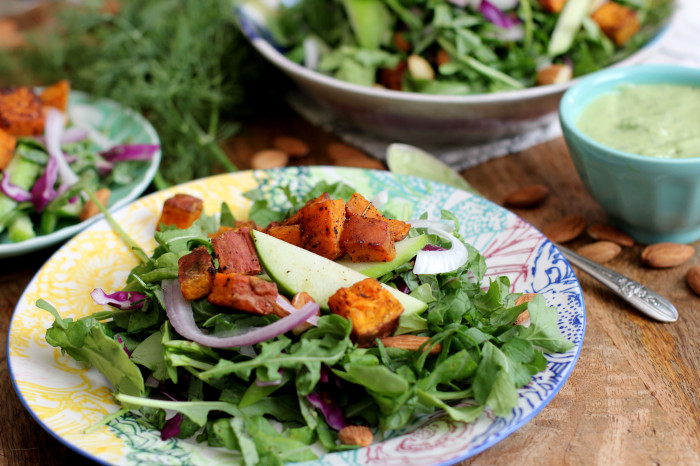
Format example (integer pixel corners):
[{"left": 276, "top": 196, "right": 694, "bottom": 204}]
[
  {"left": 0, "top": 81, "right": 161, "bottom": 258},
  {"left": 8, "top": 167, "right": 585, "bottom": 465}
]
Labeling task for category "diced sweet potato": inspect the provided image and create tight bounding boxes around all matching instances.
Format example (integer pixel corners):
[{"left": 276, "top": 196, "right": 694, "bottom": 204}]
[
  {"left": 79, "top": 188, "right": 110, "bottom": 221},
  {"left": 341, "top": 216, "right": 396, "bottom": 263},
  {"left": 283, "top": 192, "right": 330, "bottom": 226},
  {"left": 0, "top": 86, "right": 45, "bottom": 136},
  {"left": 328, "top": 278, "right": 404, "bottom": 344},
  {"left": 538, "top": 0, "right": 566, "bottom": 13},
  {"left": 299, "top": 197, "right": 346, "bottom": 260},
  {"left": 156, "top": 193, "right": 203, "bottom": 231},
  {"left": 0, "top": 128, "right": 17, "bottom": 170},
  {"left": 211, "top": 226, "right": 261, "bottom": 275},
  {"left": 178, "top": 246, "right": 215, "bottom": 300},
  {"left": 591, "top": 2, "right": 640, "bottom": 46},
  {"left": 345, "top": 192, "right": 410, "bottom": 241},
  {"left": 207, "top": 273, "right": 278, "bottom": 315},
  {"left": 209, "top": 225, "right": 235, "bottom": 238},
  {"left": 39, "top": 80, "right": 70, "bottom": 112},
  {"left": 266, "top": 224, "right": 302, "bottom": 248},
  {"left": 235, "top": 219, "right": 262, "bottom": 231}
]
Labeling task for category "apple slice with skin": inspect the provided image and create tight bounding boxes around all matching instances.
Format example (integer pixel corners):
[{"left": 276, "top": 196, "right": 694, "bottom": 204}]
[
  {"left": 336, "top": 234, "right": 428, "bottom": 278},
  {"left": 251, "top": 230, "right": 428, "bottom": 318}
]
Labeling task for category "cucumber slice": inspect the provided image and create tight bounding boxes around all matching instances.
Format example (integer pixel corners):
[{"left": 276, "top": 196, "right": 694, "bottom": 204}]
[
  {"left": 548, "top": 0, "right": 594, "bottom": 56},
  {"left": 251, "top": 230, "right": 427, "bottom": 317},
  {"left": 8, "top": 214, "right": 36, "bottom": 242},
  {"left": 336, "top": 234, "right": 428, "bottom": 278}
]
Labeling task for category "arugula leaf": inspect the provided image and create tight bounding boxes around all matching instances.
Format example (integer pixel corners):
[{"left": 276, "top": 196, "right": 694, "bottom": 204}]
[
  {"left": 513, "top": 295, "right": 576, "bottom": 353},
  {"left": 114, "top": 394, "right": 239, "bottom": 426}
]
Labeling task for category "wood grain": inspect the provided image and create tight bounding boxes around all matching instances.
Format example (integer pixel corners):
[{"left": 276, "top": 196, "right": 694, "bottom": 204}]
[{"left": 1, "top": 118, "right": 698, "bottom": 466}]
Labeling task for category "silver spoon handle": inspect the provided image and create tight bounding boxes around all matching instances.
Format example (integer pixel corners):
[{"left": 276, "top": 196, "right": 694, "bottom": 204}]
[{"left": 556, "top": 244, "right": 678, "bottom": 323}]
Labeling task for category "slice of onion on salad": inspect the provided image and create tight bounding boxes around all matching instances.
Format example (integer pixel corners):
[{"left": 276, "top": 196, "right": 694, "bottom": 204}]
[
  {"left": 1, "top": 174, "right": 32, "bottom": 202},
  {"left": 91, "top": 288, "right": 147, "bottom": 310},
  {"left": 162, "top": 280, "right": 321, "bottom": 348},
  {"left": 408, "top": 219, "right": 469, "bottom": 274}
]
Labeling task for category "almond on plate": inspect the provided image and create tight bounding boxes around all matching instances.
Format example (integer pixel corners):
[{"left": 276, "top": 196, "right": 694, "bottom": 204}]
[
  {"left": 641, "top": 243, "right": 695, "bottom": 268},
  {"left": 542, "top": 215, "right": 586, "bottom": 243},
  {"left": 380, "top": 335, "right": 441, "bottom": 356},
  {"left": 338, "top": 426, "right": 373, "bottom": 447},
  {"left": 577, "top": 241, "right": 622, "bottom": 264},
  {"left": 503, "top": 185, "right": 550, "bottom": 208},
  {"left": 587, "top": 224, "right": 634, "bottom": 247}
]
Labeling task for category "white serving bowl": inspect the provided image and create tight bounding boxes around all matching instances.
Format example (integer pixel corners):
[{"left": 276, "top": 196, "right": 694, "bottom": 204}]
[{"left": 237, "top": 2, "right": 671, "bottom": 146}]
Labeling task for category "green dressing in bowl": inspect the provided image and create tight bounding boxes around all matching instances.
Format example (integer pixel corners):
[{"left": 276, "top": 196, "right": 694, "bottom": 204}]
[{"left": 577, "top": 84, "right": 700, "bottom": 159}]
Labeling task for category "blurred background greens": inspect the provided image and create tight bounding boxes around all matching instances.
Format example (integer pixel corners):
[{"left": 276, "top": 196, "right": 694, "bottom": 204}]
[{"left": 0, "top": 0, "right": 281, "bottom": 189}]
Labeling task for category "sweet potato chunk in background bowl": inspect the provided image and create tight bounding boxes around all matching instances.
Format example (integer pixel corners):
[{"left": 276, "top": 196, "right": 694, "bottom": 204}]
[
  {"left": 328, "top": 277, "right": 404, "bottom": 344},
  {"left": 39, "top": 80, "right": 70, "bottom": 112},
  {"left": 0, "top": 86, "right": 45, "bottom": 136},
  {"left": 341, "top": 216, "right": 396, "bottom": 263}
]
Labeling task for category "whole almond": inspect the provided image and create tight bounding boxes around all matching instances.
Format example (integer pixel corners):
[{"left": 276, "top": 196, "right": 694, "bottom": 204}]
[
  {"left": 577, "top": 241, "right": 622, "bottom": 264},
  {"left": 641, "top": 243, "right": 695, "bottom": 268},
  {"left": 587, "top": 224, "right": 634, "bottom": 247},
  {"left": 503, "top": 185, "right": 550, "bottom": 208},
  {"left": 273, "top": 136, "right": 309, "bottom": 157},
  {"left": 543, "top": 215, "right": 586, "bottom": 243},
  {"left": 687, "top": 265, "right": 700, "bottom": 296},
  {"left": 327, "top": 142, "right": 385, "bottom": 170},
  {"left": 338, "top": 425, "right": 373, "bottom": 447},
  {"left": 380, "top": 335, "right": 442, "bottom": 356},
  {"left": 250, "top": 149, "right": 289, "bottom": 169}
]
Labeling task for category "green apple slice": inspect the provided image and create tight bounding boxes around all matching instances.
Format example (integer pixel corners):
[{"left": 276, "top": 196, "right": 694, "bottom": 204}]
[
  {"left": 336, "top": 234, "right": 428, "bottom": 278},
  {"left": 251, "top": 230, "right": 428, "bottom": 317}
]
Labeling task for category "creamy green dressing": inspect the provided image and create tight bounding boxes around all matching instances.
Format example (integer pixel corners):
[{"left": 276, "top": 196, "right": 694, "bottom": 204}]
[{"left": 577, "top": 84, "right": 700, "bottom": 159}]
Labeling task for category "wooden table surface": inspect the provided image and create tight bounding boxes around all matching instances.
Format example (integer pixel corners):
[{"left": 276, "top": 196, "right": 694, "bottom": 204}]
[{"left": 1, "top": 110, "right": 699, "bottom": 465}]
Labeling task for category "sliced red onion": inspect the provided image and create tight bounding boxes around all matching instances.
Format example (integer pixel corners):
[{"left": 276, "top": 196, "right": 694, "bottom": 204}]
[
  {"left": 408, "top": 220, "right": 468, "bottom": 274},
  {"left": 161, "top": 413, "right": 183, "bottom": 440},
  {"left": 274, "top": 295, "right": 319, "bottom": 326},
  {"left": 306, "top": 391, "right": 348, "bottom": 431},
  {"left": 1, "top": 174, "right": 32, "bottom": 202},
  {"left": 480, "top": 0, "right": 520, "bottom": 28},
  {"left": 91, "top": 288, "right": 147, "bottom": 310},
  {"left": 116, "top": 334, "right": 132, "bottom": 357},
  {"left": 30, "top": 156, "right": 58, "bottom": 212},
  {"left": 44, "top": 108, "right": 79, "bottom": 186},
  {"left": 96, "top": 159, "right": 114, "bottom": 176},
  {"left": 100, "top": 144, "right": 160, "bottom": 162},
  {"left": 162, "top": 280, "right": 320, "bottom": 348},
  {"left": 35, "top": 126, "right": 89, "bottom": 146}
]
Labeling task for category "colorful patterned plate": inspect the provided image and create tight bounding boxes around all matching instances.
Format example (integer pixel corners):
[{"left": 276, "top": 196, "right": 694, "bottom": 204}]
[
  {"left": 0, "top": 90, "right": 161, "bottom": 258},
  {"left": 8, "top": 167, "right": 585, "bottom": 465}
]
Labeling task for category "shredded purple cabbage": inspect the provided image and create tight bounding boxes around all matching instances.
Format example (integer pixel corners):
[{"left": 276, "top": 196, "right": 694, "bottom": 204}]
[
  {"left": 91, "top": 288, "right": 147, "bottom": 310},
  {"left": 116, "top": 334, "right": 131, "bottom": 357},
  {"left": 480, "top": 0, "right": 520, "bottom": 28},
  {"left": 100, "top": 144, "right": 160, "bottom": 162},
  {"left": 161, "top": 413, "right": 183, "bottom": 440},
  {"left": 30, "top": 156, "right": 59, "bottom": 212},
  {"left": 306, "top": 391, "right": 348, "bottom": 431},
  {"left": 1, "top": 174, "right": 32, "bottom": 202}
]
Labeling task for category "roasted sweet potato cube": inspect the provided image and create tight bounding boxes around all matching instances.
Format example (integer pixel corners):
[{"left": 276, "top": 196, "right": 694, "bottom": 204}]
[
  {"left": 283, "top": 192, "right": 330, "bottom": 226},
  {"left": 538, "top": 0, "right": 566, "bottom": 13},
  {"left": 591, "top": 2, "right": 640, "bottom": 46},
  {"left": 156, "top": 194, "right": 203, "bottom": 231},
  {"left": 341, "top": 216, "right": 396, "bottom": 263},
  {"left": 178, "top": 246, "right": 215, "bottom": 300},
  {"left": 266, "top": 224, "right": 302, "bottom": 248},
  {"left": 207, "top": 273, "right": 278, "bottom": 315},
  {"left": 211, "top": 226, "right": 261, "bottom": 275},
  {"left": 0, "top": 86, "right": 45, "bottom": 136},
  {"left": 0, "top": 128, "right": 17, "bottom": 170},
  {"left": 328, "top": 278, "right": 404, "bottom": 344},
  {"left": 345, "top": 192, "right": 382, "bottom": 219},
  {"left": 39, "top": 80, "right": 70, "bottom": 112},
  {"left": 299, "top": 197, "right": 346, "bottom": 260},
  {"left": 345, "top": 192, "right": 410, "bottom": 241},
  {"left": 209, "top": 225, "right": 235, "bottom": 238}
]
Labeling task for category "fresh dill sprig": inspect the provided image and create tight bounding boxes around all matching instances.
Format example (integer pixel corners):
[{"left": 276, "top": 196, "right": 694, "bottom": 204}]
[{"left": 1, "top": 0, "right": 284, "bottom": 188}]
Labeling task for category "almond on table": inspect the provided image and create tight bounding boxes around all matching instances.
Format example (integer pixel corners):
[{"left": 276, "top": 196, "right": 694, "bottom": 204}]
[
  {"left": 577, "top": 241, "right": 622, "bottom": 264},
  {"left": 503, "top": 185, "right": 550, "bottom": 208},
  {"left": 272, "top": 136, "right": 309, "bottom": 157},
  {"left": 587, "top": 224, "right": 634, "bottom": 247},
  {"left": 641, "top": 243, "right": 695, "bottom": 269}
]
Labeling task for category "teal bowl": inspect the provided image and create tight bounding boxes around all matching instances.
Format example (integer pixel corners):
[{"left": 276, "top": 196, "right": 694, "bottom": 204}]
[{"left": 559, "top": 65, "right": 700, "bottom": 245}]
